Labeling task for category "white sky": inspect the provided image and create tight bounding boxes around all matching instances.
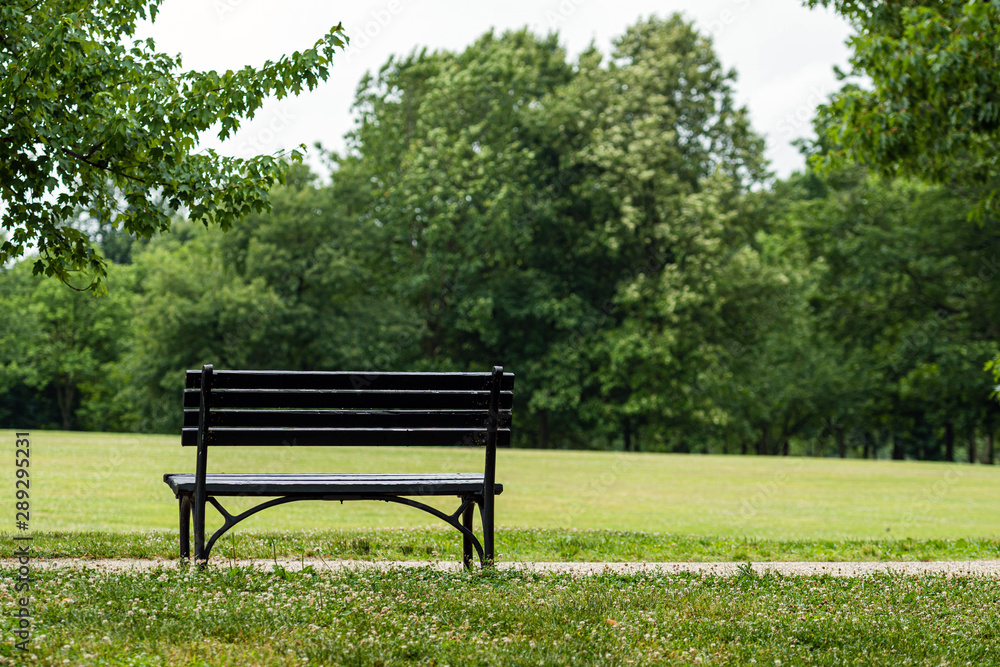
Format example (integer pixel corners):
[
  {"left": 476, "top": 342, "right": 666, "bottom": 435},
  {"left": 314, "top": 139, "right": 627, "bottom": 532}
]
[{"left": 141, "top": 0, "right": 853, "bottom": 180}]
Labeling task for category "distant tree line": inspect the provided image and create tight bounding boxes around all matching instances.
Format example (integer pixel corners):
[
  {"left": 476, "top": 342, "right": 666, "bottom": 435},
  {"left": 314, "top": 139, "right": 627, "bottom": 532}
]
[{"left": 2, "top": 14, "right": 998, "bottom": 461}]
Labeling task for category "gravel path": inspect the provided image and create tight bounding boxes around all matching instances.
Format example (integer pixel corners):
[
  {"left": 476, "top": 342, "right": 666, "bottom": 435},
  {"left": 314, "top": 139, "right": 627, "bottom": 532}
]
[{"left": 6, "top": 558, "right": 1000, "bottom": 577}]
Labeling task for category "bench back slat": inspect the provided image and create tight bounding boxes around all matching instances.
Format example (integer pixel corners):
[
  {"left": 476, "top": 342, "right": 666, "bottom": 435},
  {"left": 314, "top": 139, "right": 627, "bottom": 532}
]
[
  {"left": 186, "top": 370, "right": 515, "bottom": 392},
  {"left": 182, "top": 389, "right": 514, "bottom": 411},
  {"left": 183, "top": 409, "right": 513, "bottom": 430},
  {"left": 182, "top": 428, "right": 512, "bottom": 448},
  {"left": 183, "top": 367, "right": 513, "bottom": 449}
]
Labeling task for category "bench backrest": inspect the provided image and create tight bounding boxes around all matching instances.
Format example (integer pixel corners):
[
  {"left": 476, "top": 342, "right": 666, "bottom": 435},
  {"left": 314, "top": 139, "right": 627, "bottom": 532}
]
[{"left": 182, "top": 365, "right": 514, "bottom": 449}]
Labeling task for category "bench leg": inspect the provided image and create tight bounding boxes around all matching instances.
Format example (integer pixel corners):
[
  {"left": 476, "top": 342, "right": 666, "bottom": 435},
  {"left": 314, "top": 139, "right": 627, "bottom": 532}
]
[
  {"left": 483, "top": 496, "right": 495, "bottom": 567},
  {"left": 462, "top": 501, "right": 475, "bottom": 570},
  {"left": 179, "top": 494, "right": 192, "bottom": 559},
  {"left": 193, "top": 492, "right": 206, "bottom": 562}
]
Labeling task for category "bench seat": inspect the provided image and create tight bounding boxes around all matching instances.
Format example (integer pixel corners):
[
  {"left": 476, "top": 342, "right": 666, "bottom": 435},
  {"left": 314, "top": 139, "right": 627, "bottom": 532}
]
[{"left": 163, "top": 472, "right": 504, "bottom": 497}]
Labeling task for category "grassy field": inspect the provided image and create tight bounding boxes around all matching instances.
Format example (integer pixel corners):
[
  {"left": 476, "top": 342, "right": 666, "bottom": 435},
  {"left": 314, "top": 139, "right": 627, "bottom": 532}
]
[
  {"left": 2, "top": 565, "right": 998, "bottom": 666},
  {"left": 4, "top": 430, "right": 1000, "bottom": 666},
  {"left": 6, "top": 429, "right": 1000, "bottom": 540}
]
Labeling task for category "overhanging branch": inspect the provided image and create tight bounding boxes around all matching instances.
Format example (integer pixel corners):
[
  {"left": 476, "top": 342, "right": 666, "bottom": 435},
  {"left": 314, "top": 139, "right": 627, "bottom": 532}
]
[{"left": 61, "top": 148, "right": 147, "bottom": 185}]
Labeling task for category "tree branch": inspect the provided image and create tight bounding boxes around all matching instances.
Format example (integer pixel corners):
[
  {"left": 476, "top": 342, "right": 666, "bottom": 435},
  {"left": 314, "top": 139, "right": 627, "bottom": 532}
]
[
  {"left": 60, "top": 148, "right": 147, "bottom": 184},
  {"left": 85, "top": 138, "right": 108, "bottom": 159}
]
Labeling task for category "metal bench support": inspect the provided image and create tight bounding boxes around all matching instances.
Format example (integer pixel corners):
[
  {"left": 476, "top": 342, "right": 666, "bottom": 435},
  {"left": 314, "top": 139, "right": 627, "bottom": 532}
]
[{"left": 182, "top": 491, "right": 487, "bottom": 567}]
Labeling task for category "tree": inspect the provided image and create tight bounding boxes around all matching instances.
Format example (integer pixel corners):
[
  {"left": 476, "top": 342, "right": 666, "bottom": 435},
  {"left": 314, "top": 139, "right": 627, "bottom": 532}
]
[
  {"left": 346, "top": 29, "right": 586, "bottom": 445},
  {"left": 0, "top": 0, "right": 347, "bottom": 290},
  {"left": 0, "top": 260, "right": 133, "bottom": 430},
  {"left": 216, "top": 162, "right": 421, "bottom": 375},
  {"left": 806, "top": 0, "right": 1000, "bottom": 219},
  {"left": 343, "top": 16, "right": 779, "bottom": 450},
  {"left": 787, "top": 162, "right": 1000, "bottom": 461},
  {"left": 807, "top": 0, "right": 1000, "bottom": 441},
  {"left": 111, "top": 165, "right": 415, "bottom": 434},
  {"left": 108, "top": 220, "right": 292, "bottom": 432},
  {"left": 539, "top": 16, "right": 773, "bottom": 450}
]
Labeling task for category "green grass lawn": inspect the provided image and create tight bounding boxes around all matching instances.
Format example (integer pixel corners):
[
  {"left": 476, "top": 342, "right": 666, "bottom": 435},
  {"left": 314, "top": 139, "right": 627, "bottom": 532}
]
[
  {"left": 2, "top": 565, "right": 998, "bottom": 666},
  {"left": 6, "top": 429, "right": 999, "bottom": 540},
  {"left": 4, "top": 430, "right": 1000, "bottom": 666}
]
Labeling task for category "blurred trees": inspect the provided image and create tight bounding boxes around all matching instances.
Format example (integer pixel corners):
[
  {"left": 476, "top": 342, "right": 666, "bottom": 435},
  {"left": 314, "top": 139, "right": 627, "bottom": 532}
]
[
  {"left": 0, "top": 262, "right": 133, "bottom": 430},
  {"left": 342, "top": 17, "right": 782, "bottom": 450},
  {"left": 2, "top": 13, "right": 997, "bottom": 461},
  {"left": 788, "top": 164, "right": 1000, "bottom": 461}
]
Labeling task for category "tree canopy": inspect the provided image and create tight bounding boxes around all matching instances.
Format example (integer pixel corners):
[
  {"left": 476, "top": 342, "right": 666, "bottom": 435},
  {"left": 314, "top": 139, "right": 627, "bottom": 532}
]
[
  {"left": 807, "top": 0, "right": 1000, "bottom": 219},
  {"left": 0, "top": 0, "right": 346, "bottom": 290}
]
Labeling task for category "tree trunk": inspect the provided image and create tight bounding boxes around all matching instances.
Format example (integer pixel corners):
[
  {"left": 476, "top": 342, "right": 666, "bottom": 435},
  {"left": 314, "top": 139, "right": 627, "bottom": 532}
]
[
  {"left": 944, "top": 422, "right": 954, "bottom": 462},
  {"left": 891, "top": 434, "right": 904, "bottom": 460},
  {"left": 623, "top": 418, "right": 632, "bottom": 452},
  {"left": 537, "top": 410, "right": 548, "bottom": 449},
  {"left": 968, "top": 426, "right": 977, "bottom": 464},
  {"left": 781, "top": 439, "right": 790, "bottom": 456},
  {"left": 55, "top": 380, "right": 75, "bottom": 431},
  {"left": 986, "top": 429, "right": 995, "bottom": 465},
  {"left": 862, "top": 432, "right": 873, "bottom": 459},
  {"left": 837, "top": 426, "right": 846, "bottom": 459}
]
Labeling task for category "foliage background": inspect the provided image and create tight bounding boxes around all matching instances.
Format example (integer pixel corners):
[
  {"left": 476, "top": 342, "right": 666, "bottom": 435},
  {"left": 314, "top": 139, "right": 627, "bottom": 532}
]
[{"left": 3, "top": 11, "right": 999, "bottom": 462}]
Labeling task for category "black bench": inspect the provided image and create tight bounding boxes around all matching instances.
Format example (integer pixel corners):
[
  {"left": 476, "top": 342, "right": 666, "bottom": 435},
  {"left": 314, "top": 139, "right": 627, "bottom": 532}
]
[{"left": 163, "top": 364, "right": 514, "bottom": 568}]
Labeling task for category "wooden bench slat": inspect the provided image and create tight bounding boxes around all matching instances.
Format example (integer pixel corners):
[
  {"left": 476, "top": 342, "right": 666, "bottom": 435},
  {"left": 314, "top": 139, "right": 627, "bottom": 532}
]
[
  {"left": 182, "top": 409, "right": 513, "bottom": 430},
  {"left": 163, "top": 472, "right": 504, "bottom": 497},
  {"left": 182, "top": 389, "right": 515, "bottom": 411},
  {"left": 186, "top": 370, "right": 515, "bottom": 392},
  {"left": 180, "top": 427, "right": 512, "bottom": 447}
]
